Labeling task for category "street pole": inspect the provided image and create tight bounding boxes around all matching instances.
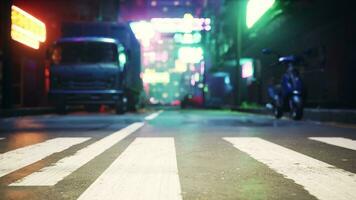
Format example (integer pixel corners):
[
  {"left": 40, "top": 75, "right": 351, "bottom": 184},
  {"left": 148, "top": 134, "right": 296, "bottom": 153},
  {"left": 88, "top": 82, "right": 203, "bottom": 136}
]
[
  {"left": 234, "top": 0, "right": 246, "bottom": 107},
  {"left": 0, "top": 0, "right": 13, "bottom": 109}
]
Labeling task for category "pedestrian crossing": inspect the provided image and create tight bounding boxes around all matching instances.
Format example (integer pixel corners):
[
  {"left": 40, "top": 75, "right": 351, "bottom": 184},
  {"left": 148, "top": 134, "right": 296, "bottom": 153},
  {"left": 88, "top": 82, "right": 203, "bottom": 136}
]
[
  {"left": 0, "top": 129, "right": 356, "bottom": 200},
  {"left": 144, "top": 110, "right": 164, "bottom": 121},
  {"left": 309, "top": 137, "right": 356, "bottom": 151},
  {"left": 11, "top": 122, "right": 144, "bottom": 186},
  {"left": 0, "top": 137, "right": 91, "bottom": 178},
  {"left": 77, "top": 138, "right": 182, "bottom": 200},
  {"left": 224, "top": 137, "right": 356, "bottom": 200}
]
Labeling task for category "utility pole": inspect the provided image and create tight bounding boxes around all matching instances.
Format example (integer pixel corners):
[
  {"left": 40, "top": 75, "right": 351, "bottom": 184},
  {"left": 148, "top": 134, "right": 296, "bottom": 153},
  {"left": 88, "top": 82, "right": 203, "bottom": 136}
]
[
  {"left": 234, "top": 0, "right": 246, "bottom": 107},
  {"left": 0, "top": 0, "right": 13, "bottom": 109}
]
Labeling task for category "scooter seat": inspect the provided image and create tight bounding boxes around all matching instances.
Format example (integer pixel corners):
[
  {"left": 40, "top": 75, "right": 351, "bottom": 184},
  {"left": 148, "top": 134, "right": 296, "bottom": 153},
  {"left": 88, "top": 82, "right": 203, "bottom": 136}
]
[{"left": 279, "top": 56, "right": 297, "bottom": 63}]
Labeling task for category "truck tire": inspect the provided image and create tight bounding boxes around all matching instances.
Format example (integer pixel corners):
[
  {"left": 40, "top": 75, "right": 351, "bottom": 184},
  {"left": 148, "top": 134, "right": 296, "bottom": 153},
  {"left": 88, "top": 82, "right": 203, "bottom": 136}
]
[
  {"left": 127, "top": 96, "right": 137, "bottom": 112},
  {"left": 115, "top": 96, "right": 128, "bottom": 114},
  {"left": 55, "top": 104, "right": 67, "bottom": 115}
]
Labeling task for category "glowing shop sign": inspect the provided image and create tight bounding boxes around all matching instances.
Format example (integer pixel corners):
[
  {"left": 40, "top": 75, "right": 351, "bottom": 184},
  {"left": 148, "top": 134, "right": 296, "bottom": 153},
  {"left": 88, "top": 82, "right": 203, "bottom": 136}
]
[
  {"left": 240, "top": 58, "right": 254, "bottom": 78},
  {"left": 246, "top": 0, "right": 275, "bottom": 28},
  {"left": 178, "top": 47, "right": 203, "bottom": 64},
  {"left": 151, "top": 13, "right": 211, "bottom": 33},
  {"left": 142, "top": 69, "right": 170, "bottom": 84},
  {"left": 11, "top": 5, "right": 46, "bottom": 49},
  {"left": 174, "top": 32, "right": 202, "bottom": 44}
]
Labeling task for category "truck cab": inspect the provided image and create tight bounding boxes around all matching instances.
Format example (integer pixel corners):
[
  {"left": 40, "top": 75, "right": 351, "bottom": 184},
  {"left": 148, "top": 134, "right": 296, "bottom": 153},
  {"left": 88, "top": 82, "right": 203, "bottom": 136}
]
[{"left": 48, "top": 37, "right": 128, "bottom": 114}]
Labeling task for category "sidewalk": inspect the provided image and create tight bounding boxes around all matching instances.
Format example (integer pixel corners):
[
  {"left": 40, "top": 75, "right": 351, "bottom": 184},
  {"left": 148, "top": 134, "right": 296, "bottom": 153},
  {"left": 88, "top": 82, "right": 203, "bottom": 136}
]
[
  {"left": 0, "top": 107, "right": 55, "bottom": 118},
  {"left": 1, "top": 106, "right": 356, "bottom": 125},
  {"left": 233, "top": 107, "right": 356, "bottom": 124}
]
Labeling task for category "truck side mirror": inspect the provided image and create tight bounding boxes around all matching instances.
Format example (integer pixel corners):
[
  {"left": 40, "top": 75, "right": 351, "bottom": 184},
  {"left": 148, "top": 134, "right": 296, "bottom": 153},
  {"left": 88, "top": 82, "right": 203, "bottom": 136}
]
[{"left": 126, "top": 49, "right": 132, "bottom": 61}]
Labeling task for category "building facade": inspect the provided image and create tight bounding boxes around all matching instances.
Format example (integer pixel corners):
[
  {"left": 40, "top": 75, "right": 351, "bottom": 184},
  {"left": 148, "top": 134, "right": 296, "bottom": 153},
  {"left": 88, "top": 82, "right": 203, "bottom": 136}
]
[
  {"left": 1, "top": 0, "right": 122, "bottom": 109},
  {"left": 205, "top": 0, "right": 356, "bottom": 108}
]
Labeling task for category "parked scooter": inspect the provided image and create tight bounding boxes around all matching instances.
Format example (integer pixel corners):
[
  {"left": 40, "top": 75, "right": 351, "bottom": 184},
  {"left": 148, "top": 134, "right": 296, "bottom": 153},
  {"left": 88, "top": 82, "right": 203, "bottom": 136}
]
[{"left": 262, "top": 48, "right": 304, "bottom": 120}]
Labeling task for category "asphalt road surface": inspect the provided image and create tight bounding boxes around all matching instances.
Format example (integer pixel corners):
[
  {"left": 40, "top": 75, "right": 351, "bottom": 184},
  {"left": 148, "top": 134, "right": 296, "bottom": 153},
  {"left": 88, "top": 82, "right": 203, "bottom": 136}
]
[{"left": 0, "top": 109, "right": 355, "bottom": 200}]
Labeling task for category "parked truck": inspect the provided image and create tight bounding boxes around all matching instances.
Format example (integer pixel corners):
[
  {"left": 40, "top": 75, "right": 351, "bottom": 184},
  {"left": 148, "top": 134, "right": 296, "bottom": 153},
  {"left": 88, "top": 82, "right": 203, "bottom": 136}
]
[{"left": 48, "top": 22, "right": 143, "bottom": 114}]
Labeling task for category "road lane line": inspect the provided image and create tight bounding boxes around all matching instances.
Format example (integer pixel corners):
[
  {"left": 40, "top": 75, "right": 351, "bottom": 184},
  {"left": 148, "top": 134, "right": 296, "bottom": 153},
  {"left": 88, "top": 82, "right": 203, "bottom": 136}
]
[
  {"left": 144, "top": 110, "right": 163, "bottom": 121},
  {"left": 11, "top": 122, "right": 144, "bottom": 186},
  {"left": 0, "top": 137, "right": 90, "bottom": 178},
  {"left": 223, "top": 137, "right": 356, "bottom": 200},
  {"left": 309, "top": 137, "right": 356, "bottom": 151},
  {"left": 77, "top": 137, "right": 182, "bottom": 200}
]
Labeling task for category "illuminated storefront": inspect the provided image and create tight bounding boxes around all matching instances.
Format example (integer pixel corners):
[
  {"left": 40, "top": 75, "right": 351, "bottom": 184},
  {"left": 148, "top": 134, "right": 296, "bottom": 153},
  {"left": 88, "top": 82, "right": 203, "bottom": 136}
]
[
  {"left": 1, "top": 3, "right": 47, "bottom": 108},
  {"left": 130, "top": 14, "right": 209, "bottom": 104}
]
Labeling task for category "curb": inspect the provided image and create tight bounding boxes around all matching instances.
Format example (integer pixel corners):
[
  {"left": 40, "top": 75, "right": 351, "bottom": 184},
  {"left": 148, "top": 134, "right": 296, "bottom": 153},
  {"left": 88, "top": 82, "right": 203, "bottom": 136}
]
[
  {"left": 233, "top": 108, "right": 356, "bottom": 124},
  {"left": 0, "top": 107, "right": 55, "bottom": 118}
]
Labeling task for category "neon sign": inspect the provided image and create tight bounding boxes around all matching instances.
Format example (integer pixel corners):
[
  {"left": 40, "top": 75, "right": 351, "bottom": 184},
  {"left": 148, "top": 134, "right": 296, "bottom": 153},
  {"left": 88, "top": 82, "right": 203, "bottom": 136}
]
[
  {"left": 246, "top": 0, "right": 275, "bottom": 28},
  {"left": 174, "top": 32, "right": 202, "bottom": 44},
  {"left": 178, "top": 47, "right": 203, "bottom": 64},
  {"left": 142, "top": 69, "right": 170, "bottom": 84},
  {"left": 240, "top": 58, "right": 254, "bottom": 78},
  {"left": 11, "top": 5, "right": 46, "bottom": 49},
  {"left": 150, "top": 14, "right": 211, "bottom": 33}
]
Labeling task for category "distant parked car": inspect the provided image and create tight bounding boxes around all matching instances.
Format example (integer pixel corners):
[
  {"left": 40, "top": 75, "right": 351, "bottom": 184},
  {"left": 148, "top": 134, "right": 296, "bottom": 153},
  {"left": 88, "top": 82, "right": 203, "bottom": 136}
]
[
  {"left": 171, "top": 100, "right": 181, "bottom": 106},
  {"left": 181, "top": 94, "right": 203, "bottom": 108}
]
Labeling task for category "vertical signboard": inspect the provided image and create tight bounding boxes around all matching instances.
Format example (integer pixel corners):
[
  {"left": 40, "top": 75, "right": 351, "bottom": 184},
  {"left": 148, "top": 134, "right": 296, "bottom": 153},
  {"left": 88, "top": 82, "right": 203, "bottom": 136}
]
[
  {"left": 11, "top": 5, "right": 46, "bottom": 49},
  {"left": 240, "top": 58, "right": 254, "bottom": 78}
]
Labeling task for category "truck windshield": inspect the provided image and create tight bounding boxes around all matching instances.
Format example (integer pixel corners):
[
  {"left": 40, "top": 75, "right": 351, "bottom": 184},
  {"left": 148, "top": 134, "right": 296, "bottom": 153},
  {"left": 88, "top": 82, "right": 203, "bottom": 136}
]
[{"left": 53, "top": 41, "right": 118, "bottom": 64}]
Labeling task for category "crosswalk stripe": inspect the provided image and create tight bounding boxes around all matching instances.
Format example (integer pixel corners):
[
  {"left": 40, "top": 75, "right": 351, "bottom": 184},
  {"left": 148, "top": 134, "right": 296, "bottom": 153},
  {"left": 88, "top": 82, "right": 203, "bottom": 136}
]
[
  {"left": 10, "top": 122, "right": 144, "bottom": 186},
  {"left": 0, "top": 137, "right": 90, "bottom": 178},
  {"left": 0, "top": 138, "right": 4, "bottom": 140},
  {"left": 145, "top": 110, "right": 163, "bottom": 121},
  {"left": 77, "top": 137, "right": 182, "bottom": 200},
  {"left": 309, "top": 137, "right": 356, "bottom": 151},
  {"left": 223, "top": 137, "right": 356, "bottom": 200}
]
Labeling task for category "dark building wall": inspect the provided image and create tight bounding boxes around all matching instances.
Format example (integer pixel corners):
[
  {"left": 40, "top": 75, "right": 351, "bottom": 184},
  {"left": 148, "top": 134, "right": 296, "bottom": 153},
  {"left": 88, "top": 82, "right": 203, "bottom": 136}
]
[
  {"left": 1, "top": 0, "right": 13, "bottom": 109},
  {"left": 241, "top": 0, "right": 355, "bottom": 108}
]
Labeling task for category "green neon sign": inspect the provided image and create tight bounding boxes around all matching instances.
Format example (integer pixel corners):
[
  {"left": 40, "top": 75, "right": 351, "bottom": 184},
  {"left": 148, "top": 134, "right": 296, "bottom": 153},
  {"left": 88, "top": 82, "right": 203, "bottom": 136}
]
[{"left": 246, "top": 0, "right": 275, "bottom": 29}]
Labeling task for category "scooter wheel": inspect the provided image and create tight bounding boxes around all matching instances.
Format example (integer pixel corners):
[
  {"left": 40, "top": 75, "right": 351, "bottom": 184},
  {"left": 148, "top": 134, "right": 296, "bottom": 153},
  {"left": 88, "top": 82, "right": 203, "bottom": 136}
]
[
  {"left": 274, "top": 107, "right": 283, "bottom": 119},
  {"left": 115, "top": 96, "right": 128, "bottom": 115},
  {"left": 289, "top": 97, "right": 303, "bottom": 120},
  {"left": 291, "top": 107, "right": 303, "bottom": 120}
]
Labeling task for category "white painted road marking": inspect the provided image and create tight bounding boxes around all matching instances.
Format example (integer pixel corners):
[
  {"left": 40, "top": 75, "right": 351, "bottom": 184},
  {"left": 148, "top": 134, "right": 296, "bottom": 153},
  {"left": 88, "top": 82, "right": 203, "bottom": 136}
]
[
  {"left": 77, "top": 138, "right": 182, "bottom": 200},
  {"left": 0, "top": 137, "right": 90, "bottom": 178},
  {"left": 145, "top": 110, "right": 163, "bottom": 121},
  {"left": 0, "top": 138, "right": 4, "bottom": 140},
  {"left": 224, "top": 137, "right": 356, "bottom": 200},
  {"left": 309, "top": 137, "right": 356, "bottom": 151},
  {"left": 11, "top": 122, "right": 144, "bottom": 186}
]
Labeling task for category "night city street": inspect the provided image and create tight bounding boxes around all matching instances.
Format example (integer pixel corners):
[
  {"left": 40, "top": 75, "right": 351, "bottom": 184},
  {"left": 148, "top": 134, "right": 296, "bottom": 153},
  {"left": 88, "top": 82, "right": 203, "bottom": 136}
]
[
  {"left": 0, "top": 109, "right": 355, "bottom": 200},
  {"left": 1, "top": 0, "right": 356, "bottom": 199}
]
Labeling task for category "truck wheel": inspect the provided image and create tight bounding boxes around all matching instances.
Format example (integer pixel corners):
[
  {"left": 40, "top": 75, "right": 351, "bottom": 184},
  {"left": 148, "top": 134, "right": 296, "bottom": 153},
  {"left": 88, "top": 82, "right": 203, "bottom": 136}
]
[
  {"left": 127, "top": 98, "right": 137, "bottom": 112},
  {"left": 115, "top": 96, "right": 128, "bottom": 114},
  {"left": 55, "top": 104, "right": 67, "bottom": 115},
  {"left": 126, "top": 92, "right": 139, "bottom": 112},
  {"left": 273, "top": 106, "right": 283, "bottom": 119}
]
